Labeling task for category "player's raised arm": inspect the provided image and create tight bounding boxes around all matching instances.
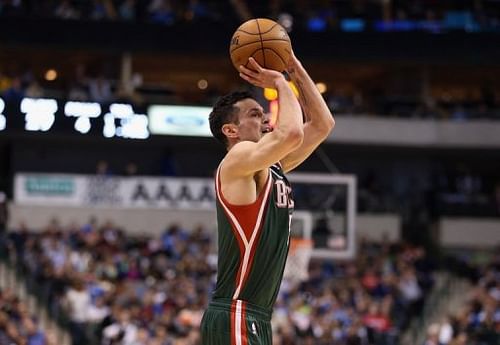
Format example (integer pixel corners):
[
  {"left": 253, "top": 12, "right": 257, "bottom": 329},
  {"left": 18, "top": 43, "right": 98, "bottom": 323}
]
[
  {"left": 279, "top": 50, "right": 336, "bottom": 172},
  {"left": 222, "top": 58, "right": 304, "bottom": 177}
]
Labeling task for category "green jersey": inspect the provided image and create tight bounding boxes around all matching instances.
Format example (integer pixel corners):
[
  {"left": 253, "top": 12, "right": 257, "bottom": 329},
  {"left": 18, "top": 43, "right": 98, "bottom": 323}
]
[{"left": 212, "top": 163, "right": 294, "bottom": 309}]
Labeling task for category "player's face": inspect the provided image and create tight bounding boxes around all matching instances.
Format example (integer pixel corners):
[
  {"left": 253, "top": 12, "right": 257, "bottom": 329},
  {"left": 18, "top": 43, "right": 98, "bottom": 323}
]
[{"left": 234, "top": 99, "right": 271, "bottom": 142}]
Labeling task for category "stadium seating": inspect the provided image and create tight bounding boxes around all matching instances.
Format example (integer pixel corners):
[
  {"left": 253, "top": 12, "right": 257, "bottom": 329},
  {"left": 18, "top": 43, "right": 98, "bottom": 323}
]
[{"left": 4, "top": 221, "right": 439, "bottom": 345}]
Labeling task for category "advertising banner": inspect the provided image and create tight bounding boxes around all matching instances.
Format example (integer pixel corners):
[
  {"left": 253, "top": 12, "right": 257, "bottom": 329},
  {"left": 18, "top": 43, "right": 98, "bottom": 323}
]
[{"left": 14, "top": 174, "right": 215, "bottom": 210}]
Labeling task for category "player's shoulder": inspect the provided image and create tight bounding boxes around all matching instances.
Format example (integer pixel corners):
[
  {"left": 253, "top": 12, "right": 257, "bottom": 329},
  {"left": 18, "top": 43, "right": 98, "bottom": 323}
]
[
  {"left": 222, "top": 141, "right": 258, "bottom": 167},
  {"left": 228, "top": 140, "right": 256, "bottom": 154}
]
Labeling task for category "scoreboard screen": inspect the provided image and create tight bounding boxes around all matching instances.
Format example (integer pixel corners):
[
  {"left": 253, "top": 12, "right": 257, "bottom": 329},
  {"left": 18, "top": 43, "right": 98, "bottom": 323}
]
[{"left": 0, "top": 97, "right": 213, "bottom": 139}]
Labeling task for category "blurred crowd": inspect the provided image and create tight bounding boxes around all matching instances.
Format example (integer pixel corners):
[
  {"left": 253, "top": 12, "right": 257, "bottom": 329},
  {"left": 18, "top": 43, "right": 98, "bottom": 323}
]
[
  {"left": 1, "top": 65, "right": 499, "bottom": 121},
  {"left": 0, "top": 0, "right": 224, "bottom": 24},
  {"left": 5, "top": 220, "right": 212, "bottom": 345},
  {"left": 422, "top": 253, "right": 499, "bottom": 345},
  {"left": 0, "top": 287, "right": 57, "bottom": 345},
  {"left": 324, "top": 86, "right": 500, "bottom": 121},
  {"left": 274, "top": 240, "right": 435, "bottom": 345},
  {"left": 3, "top": 219, "right": 437, "bottom": 345},
  {"left": 1, "top": 0, "right": 500, "bottom": 32},
  {"left": 0, "top": 64, "right": 132, "bottom": 105}
]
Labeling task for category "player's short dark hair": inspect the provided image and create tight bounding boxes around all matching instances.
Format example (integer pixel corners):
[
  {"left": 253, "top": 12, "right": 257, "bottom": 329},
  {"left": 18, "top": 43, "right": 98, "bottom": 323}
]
[{"left": 209, "top": 91, "right": 255, "bottom": 146}]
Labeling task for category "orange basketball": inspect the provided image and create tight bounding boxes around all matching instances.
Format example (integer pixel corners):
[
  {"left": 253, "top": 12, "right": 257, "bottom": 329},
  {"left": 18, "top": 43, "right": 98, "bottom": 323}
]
[{"left": 229, "top": 18, "right": 292, "bottom": 72}]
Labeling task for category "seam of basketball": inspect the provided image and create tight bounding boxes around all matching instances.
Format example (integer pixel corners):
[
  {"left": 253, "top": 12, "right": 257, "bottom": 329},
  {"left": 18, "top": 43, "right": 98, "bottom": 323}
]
[
  {"left": 237, "top": 23, "right": 278, "bottom": 36},
  {"left": 240, "top": 48, "right": 263, "bottom": 68},
  {"left": 232, "top": 47, "right": 263, "bottom": 67},
  {"left": 236, "top": 29, "right": 262, "bottom": 35},
  {"left": 230, "top": 39, "right": 289, "bottom": 53},
  {"left": 260, "top": 23, "right": 279, "bottom": 35},
  {"left": 265, "top": 48, "right": 287, "bottom": 66},
  {"left": 256, "top": 19, "right": 266, "bottom": 67}
]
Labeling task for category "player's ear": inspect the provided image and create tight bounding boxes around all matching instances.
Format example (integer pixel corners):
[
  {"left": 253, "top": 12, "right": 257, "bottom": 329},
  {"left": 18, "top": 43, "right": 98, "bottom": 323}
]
[{"left": 222, "top": 123, "right": 238, "bottom": 139}]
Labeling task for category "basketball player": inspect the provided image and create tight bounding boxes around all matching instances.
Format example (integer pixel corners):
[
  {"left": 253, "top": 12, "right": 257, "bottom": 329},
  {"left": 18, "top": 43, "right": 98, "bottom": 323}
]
[{"left": 201, "top": 52, "right": 335, "bottom": 344}]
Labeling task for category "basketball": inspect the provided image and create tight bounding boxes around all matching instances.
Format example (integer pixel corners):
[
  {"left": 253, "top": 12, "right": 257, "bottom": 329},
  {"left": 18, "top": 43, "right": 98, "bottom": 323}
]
[{"left": 229, "top": 18, "right": 292, "bottom": 72}]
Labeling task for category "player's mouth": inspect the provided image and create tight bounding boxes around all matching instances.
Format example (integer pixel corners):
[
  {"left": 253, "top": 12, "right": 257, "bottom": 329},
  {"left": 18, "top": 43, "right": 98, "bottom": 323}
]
[{"left": 261, "top": 126, "right": 273, "bottom": 134}]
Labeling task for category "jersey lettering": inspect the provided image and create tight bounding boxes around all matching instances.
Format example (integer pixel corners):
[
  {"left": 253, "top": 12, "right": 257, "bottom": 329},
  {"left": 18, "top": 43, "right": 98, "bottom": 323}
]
[{"left": 275, "top": 180, "right": 293, "bottom": 208}]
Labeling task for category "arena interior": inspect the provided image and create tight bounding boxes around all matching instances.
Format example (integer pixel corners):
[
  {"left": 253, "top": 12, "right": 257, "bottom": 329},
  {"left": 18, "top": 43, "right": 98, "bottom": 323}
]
[{"left": 0, "top": 1, "right": 499, "bottom": 345}]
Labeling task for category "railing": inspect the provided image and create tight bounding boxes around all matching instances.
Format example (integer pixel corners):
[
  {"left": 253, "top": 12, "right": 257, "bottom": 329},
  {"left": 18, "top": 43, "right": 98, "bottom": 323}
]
[
  {"left": 401, "top": 271, "right": 470, "bottom": 345},
  {"left": 0, "top": 240, "right": 71, "bottom": 345}
]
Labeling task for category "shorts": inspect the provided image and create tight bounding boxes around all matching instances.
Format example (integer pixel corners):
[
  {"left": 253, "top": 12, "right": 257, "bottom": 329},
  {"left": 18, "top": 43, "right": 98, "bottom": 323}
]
[{"left": 200, "top": 298, "right": 273, "bottom": 345}]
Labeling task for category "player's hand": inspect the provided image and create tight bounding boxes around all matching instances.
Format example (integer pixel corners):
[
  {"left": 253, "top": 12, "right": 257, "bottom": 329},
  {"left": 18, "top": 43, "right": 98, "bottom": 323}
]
[{"left": 239, "top": 57, "right": 286, "bottom": 89}]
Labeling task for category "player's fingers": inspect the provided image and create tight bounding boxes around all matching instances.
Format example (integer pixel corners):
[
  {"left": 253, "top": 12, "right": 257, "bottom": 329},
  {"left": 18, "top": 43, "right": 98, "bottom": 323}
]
[
  {"left": 239, "top": 72, "right": 261, "bottom": 86},
  {"left": 239, "top": 65, "right": 258, "bottom": 77},
  {"left": 248, "top": 57, "right": 263, "bottom": 72}
]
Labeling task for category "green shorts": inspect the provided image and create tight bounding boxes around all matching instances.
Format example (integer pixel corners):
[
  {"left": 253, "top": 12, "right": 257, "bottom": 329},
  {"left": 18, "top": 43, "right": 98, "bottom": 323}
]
[{"left": 200, "top": 299, "right": 273, "bottom": 345}]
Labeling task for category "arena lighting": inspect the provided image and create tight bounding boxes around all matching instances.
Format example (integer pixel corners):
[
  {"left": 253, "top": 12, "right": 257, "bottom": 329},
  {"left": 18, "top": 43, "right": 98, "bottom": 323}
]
[
  {"left": 45, "top": 69, "right": 58, "bottom": 81},
  {"left": 20, "top": 98, "right": 57, "bottom": 131},
  {"left": 264, "top": 82, "right": 299, "bottom": 101},
  {"left": 264, "top": 88, "right": 278, "bottom": 101},
  {"left": 289, "top": 81, "right": 299, "bottom": 97},
  {"left": 316, "top": 82, "right": 327, "bottom": 94},
  {"left": 0, "top": 98, "right": 5, "bottom": 131},
  {"left": 197, "top": 79, "right": 208, "bottom": 90}
]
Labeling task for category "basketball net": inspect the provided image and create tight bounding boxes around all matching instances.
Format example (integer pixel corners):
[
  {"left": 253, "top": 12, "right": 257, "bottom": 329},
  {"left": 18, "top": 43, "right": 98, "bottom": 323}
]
[{"left": 283, "top": 238, "right": 313, "bottom": 283}]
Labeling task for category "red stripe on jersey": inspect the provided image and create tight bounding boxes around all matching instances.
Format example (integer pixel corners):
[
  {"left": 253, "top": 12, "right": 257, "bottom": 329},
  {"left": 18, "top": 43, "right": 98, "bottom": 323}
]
[
  {"left": 237, "top": 194, "right": 271, "bottom": 292},
  {"left": 216, "top": 170, "right": 271, "bottom": 241},
  {"left": 230, "top": 300, "right": 236, "bottom": 345},
  {"left": 241, "top": 301, "right": 248, "bottom": 345},
  {"left": 215, "top": 170, "right": 247, "bottom": 286},
  {"left": 215, "top": 167, "right": 273, "bottom": 299},
  {"left": 232, "top": 176, "right": 272, "bottom": 298}
]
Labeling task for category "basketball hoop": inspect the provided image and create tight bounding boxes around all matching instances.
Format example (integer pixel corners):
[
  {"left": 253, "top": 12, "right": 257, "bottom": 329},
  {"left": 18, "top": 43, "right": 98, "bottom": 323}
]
[{"left": 283, "top": 238, "right": 313, "bottom": 283}]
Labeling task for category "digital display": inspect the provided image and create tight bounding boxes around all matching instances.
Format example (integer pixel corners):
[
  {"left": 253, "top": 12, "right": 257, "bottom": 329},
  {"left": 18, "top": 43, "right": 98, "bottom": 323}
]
[
  {"left": 0, "top": 98, "right": 5, "bottom": 131},
  {"left": 21, "top": 98, "right": 58, "bottom": 132},
  {"left": 148, "top": 105, "right": 212, "bottom": 137},
  {"left": 0, "top": 97, "right": 223, "bottom": 139},
  {"left": 1, "top": 97, "right": 150, "bottom": 139}
]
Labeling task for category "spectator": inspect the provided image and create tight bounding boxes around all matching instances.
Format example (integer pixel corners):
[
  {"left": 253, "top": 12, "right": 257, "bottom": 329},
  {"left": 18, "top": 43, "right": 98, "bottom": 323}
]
[
  {"left": 438, "top": 316, "right": 454, "bottom": 345},
  {"left": 64, "top": 279, "right": 91, "bottom": 345},
  {"left": 89, "top": 75, "right": 113, "bottom": 103},
  {"left": 25, "top": 80, "right": 44, "bottom": 98},
  {"left": 0, "top": 192, "right": 7, "bottom": 235},
  {"left": 124, "top": 162, "right": 138, "bottom": 176},
  {"left": 5, "top": 222, "right": 438, "bottom": 345},
  {"left": 148, "top": 0, "right": 175, "bottom": 25},
  {"left": 90, "top": 0, "right": 117, "bottom": 21},
  {"left": 2, "top": 76, "right": 24, "bottom": 103},
  {"left": 0, "top": 289, "right": 50, "bottom": 345},
  {"left": 119, "top": 0, "right": 137, "bottom": 21},
  {"left": 68, "top": 64, "right": 90, "bottom": 101},
  {"left": 423, "top": 323, "right": 441, "bottom": 345},
  {"left": 55, "top": 0, "right": 80, "bottom": 19},
  {"left": 96, "top": 160, "right": 112, "bottom": 175}
]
